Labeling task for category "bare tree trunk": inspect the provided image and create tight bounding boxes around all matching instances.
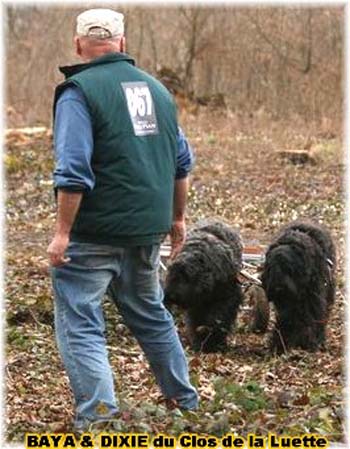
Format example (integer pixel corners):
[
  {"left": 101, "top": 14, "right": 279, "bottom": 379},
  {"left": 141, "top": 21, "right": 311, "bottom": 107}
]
[
  {"left": 302, "top": 9, "right": 313, "bottom": 74},
  {"left": 147, "top": 21, "right": 158, "bottom": 72}
]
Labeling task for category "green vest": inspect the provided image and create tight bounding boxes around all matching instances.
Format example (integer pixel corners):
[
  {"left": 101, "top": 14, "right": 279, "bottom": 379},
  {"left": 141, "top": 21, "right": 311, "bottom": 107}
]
[{"left": 54, "top": 53, "right": 178, "bottom": 246}]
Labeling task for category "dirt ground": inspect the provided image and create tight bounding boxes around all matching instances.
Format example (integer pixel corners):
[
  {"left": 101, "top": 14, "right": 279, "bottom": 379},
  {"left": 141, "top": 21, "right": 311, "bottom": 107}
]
[{"left": 5, "top": 108, "right": 345, "bottom": 443}]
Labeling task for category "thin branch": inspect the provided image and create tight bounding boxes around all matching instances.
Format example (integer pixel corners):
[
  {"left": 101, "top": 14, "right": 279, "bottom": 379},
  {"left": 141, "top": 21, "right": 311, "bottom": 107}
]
[{"left": 247, "top": 10, "right": 312, "bottom": 74}]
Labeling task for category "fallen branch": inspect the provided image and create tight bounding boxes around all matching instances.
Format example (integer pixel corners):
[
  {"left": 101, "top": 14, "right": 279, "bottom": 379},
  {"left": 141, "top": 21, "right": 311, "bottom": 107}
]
[
  {"left": 278, "top": 149, "right": 316, "bottom": 165},
  {"left": 238, "top": 269, "right": 262, "bottom": 286}
]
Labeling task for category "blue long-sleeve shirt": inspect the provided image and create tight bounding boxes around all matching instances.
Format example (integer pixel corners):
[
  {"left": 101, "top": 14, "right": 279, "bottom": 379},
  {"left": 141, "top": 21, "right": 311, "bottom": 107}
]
[{"left": 54, "top": 86, "right": 194, "bottom": 192}]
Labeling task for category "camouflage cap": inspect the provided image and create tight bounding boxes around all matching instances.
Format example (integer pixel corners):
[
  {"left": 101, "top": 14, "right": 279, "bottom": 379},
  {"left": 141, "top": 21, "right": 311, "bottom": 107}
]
[{"left": 76, "top": 9, "right": 124, "bottom": 39}]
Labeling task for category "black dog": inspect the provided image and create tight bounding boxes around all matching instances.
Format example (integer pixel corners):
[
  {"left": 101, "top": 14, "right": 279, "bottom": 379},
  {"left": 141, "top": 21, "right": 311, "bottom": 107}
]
[
  {"left": 164, "top": 220, "right": 244, "bottom": 352},
  {"left": 261, "top": 221, "right": 336, "bottom": 352}
]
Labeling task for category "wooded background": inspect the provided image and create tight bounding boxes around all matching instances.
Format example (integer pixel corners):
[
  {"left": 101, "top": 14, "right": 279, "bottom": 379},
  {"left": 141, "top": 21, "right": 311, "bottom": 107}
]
[{"left": 6, "top": 4, "right": 344, "bottom": 127}]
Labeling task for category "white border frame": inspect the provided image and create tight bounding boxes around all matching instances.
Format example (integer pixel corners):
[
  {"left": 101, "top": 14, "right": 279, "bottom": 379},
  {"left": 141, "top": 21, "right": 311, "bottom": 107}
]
[{"left": 1, "top": 1, "right": 348, "bottom": 448}]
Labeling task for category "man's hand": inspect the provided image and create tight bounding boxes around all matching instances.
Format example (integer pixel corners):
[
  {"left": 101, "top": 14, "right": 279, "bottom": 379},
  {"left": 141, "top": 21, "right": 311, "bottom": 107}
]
[
  {"left": 47, "top": 233, "right": 71, "bottom": 267},
  {"left": 48, "top": 190, "right": 83, "bottom": 267},
  {"left": 170, "top": 219, "right": 186, "bottom": 260}
]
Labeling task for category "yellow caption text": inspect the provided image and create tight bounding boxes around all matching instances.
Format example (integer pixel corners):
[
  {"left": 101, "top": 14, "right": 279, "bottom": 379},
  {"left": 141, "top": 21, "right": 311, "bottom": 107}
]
[{"left": 25, "top": 432, "right": 330, "bottom": 449}]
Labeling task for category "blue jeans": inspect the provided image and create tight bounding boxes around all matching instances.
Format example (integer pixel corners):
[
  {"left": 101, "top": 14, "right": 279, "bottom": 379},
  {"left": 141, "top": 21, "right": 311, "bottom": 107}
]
[{"left": 51, "top": 242, "right": 198, "bottom": 429}]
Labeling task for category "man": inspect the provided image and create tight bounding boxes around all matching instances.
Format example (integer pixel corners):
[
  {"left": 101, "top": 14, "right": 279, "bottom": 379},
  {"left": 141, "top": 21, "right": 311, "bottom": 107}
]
[{"left": 48, "top": 8, "right": 198, "bottom": 431}]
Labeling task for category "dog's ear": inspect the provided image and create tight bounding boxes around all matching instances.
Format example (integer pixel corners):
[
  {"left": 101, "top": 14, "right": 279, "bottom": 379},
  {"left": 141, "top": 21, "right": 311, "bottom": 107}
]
[
  {"left": 282, "top": 274, "right": 298, "bottom": 297},
  {"left": 177, "top": 264, "right": 191, "bottom": 282}
]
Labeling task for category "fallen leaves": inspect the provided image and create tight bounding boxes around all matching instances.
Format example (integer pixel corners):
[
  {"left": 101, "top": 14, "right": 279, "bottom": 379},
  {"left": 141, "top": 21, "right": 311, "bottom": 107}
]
[{"left": 5, "top": 116, "right": 345, "bottom": 443}]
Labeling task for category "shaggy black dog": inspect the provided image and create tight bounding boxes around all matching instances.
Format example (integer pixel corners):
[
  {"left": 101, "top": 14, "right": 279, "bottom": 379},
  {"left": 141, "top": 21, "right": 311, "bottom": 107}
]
[
  {"left": 164, "top": 220, "right": 244, "bottom": 352},
  {"left": 261, "top": 221, "right": 336, "bottom": 353}
]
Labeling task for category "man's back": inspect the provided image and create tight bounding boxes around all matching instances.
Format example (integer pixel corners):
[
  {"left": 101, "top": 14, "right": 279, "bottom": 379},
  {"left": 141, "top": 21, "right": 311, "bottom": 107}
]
[{"left": 55, "top": 53, "right": 178, "bottom": 245}]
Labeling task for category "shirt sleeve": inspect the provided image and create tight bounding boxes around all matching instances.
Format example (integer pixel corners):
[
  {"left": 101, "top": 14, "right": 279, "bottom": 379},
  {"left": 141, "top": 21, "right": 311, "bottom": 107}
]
[
  {"left": 53, "top": 85, "right": 95, "bottom": 192},
  {"left": 175, "top": 126, "right": 195, "bottom": 180}
]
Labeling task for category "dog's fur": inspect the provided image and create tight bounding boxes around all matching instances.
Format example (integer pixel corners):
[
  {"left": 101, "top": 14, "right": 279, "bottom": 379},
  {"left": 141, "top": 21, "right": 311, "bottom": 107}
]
[
  {"left": 164, "top": 220, "right": 244, "bottom": 352},
  {"left": 261, "top": 221, "right": 336, "bottom": 352}
]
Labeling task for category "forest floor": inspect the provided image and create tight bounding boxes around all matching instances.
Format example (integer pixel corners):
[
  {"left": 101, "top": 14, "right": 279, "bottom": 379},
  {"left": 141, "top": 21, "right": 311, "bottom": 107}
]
[{"left": 5, "top": 108, "right": 346, "bottom": 444}]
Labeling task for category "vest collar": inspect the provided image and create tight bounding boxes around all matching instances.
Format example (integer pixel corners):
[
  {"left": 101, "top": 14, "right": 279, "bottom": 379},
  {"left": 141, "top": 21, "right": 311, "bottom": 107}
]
[{"left": 59, "top": 52, "right": 135, "bottom": 79}]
